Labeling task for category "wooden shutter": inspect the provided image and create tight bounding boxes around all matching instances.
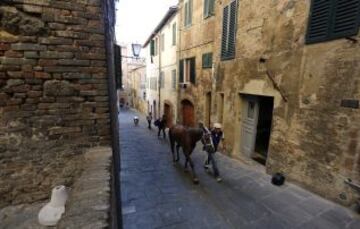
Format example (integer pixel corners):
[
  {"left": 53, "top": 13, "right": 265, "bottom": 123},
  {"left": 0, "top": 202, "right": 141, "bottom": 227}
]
[
  {"left": 331, "top": 0, "right": 360, "bottom": 38},
  {"left": 184, "top": 2, "right": 188, "bottom": 26},
  {"left": 306, "top": 0, "right": 360, "bottom": 44},
  {"left": 150, "top": 40, "right": 155, "bottom": 56},
  {"left": 221, "top": 5, "right": 229, "bottom": 59},
  {"left": 189, "top": 0, "right": 193, "bottom": 25},
  {"left": 228, "top": 0, "right": 237, "bottom": 58},
  {"left": 204, "top": 0, "right": 209, "bottom": 18},
  {"left": 209, "top": 0, "right": 215, "bottom": 15},
  {"left": 202, "top": 53, "right": 213, "bottom": 68},
  {"left": 179, "top": 59, "right": 184, "bottom": 83},
  {"left": 190, "top": 58, "right": 196, "bottom": 84},
  {"left": 306, "top": 0, "right": 333, "bottom": 44}
]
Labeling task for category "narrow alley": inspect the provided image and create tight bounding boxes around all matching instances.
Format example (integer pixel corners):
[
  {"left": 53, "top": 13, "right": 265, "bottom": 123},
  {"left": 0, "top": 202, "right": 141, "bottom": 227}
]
[{"left": 120, "top": 110, "right": 360, "bottom": 229}]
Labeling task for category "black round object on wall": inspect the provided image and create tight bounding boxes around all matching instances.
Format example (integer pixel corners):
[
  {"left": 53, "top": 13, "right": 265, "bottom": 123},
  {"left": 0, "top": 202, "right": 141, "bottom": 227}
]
[{"left": 271, "top": 173, "right": 285, "bottom": 186}]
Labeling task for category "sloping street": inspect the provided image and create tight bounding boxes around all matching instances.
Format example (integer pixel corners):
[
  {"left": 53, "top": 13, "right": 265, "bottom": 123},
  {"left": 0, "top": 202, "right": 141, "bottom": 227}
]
[{"left": 120, "top": 110, "right": 360, "bottom": 229}]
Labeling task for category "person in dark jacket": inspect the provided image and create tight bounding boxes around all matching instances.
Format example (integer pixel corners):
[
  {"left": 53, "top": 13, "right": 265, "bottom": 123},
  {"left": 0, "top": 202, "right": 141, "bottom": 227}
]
[
  {"left": 157, "top": 114, "right": 167, "bottom": 138},
  {"left": 146, "top": 112, "right": 152, "bottom": 129}
]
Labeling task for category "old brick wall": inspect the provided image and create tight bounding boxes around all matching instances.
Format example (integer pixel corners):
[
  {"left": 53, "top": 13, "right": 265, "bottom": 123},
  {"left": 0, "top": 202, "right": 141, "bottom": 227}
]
[
  {"left": 0, "top": 0, "right": 111, "bottom": 207},
  {"left": 212, "top": 0, "right": 360, "bottom": 206}
]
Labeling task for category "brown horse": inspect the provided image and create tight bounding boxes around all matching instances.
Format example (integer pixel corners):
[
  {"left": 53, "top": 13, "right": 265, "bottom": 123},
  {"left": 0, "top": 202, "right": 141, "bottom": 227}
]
[{"left": 168, "top": 124, "right": 203, "bottom": 184}]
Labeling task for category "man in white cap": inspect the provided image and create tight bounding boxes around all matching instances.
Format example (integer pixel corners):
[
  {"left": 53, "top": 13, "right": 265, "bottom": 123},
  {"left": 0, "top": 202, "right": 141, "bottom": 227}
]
[{"left": 204, "top": 122, "right": 224, "bottom": 182}]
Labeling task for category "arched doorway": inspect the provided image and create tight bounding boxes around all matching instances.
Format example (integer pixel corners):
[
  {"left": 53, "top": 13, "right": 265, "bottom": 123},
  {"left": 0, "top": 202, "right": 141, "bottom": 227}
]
[
  {"left": 181, "top": 99, "right": 195, "bottom": 127},
  {"left": 164, "top": 103, "right": 172, "bottom": 127}
]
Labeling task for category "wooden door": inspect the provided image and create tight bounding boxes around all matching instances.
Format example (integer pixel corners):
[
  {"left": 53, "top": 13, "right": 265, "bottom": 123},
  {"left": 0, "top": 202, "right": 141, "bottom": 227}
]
[
  {"left": 241, "top": 96, "right": 259, "bottom": 157},
  {"left": 181, "top": 100, "right": 195, "bottom": 127}
]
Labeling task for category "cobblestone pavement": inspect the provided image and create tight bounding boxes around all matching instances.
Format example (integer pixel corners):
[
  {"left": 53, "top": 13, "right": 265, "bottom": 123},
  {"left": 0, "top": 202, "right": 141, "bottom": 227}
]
[{"left": 120, "top": 110, "right": 360, "bottom": 229}]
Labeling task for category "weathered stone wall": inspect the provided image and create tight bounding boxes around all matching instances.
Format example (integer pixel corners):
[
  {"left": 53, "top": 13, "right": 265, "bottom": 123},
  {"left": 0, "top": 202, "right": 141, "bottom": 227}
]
[
  {"left": 0, "top": 0, "right": 111, "bottom": 208},
  {"left": 178, "top": 0, "right": 215, "bottom": 125},
  {"left": 212, "top": 0, "right": 360, "bottom": 205}
]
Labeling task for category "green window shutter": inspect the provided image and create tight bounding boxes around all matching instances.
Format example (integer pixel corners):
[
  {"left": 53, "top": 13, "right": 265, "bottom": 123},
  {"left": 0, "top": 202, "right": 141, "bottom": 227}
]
[
  {"left": 172, "top": 69, "right": 176, "bottom": 89},
  {"left": 202, "top": 53, "right": 207, "bottom": 68},
  {"left": 306, "top": 0, "right": 333, "bottom": 44},
  {"left": 204, "top": 0, "right": 209, "bottom": 18},
  {"left": 179, "top": 60, "right": 184, "bottom": 83},
  {"left": 221, "top": 5, "right": 229, "bottom": 59},
  {"left": 306, "top": 0, "right": 360, "bottom": 44},
  {"left": 331, "top": 0, "right": 360, "bottom": 38},
  {"left": 202, "top": 53, "right": 213, "bottom": 68},
  {"left": 190, "top": 57, "right": 196, "bottom": 84},
  {"left": 209, "top": 0, "right": 215, "bottom": 15},
  {"left": 221, "top": 1, "right": 236, "bottom": 60},
  {"left": 189, "top": 0, "right": 193, "bottom": 25},
  {"left": 228, "top": 0, "right": 237, "bottom": 58},
  {"left": 150, "top": 40, "right": 155, "bottom": 56},
  {"left": 184, "top": 2, "right": 189, "bottom": 26}
]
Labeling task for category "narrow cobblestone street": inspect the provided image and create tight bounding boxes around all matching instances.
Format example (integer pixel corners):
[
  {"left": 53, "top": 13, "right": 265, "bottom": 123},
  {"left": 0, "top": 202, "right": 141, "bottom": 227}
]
[{"left": 120, "top": 110, "right": 360, "bottom": 229}]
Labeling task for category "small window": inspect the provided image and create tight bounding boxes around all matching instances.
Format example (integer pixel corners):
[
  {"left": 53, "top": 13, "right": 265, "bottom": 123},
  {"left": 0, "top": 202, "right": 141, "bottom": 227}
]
[
  {"left": 221, "top": 0, "right": 237, "bottom": 60},
  {"left": 172, "top": 69, "right": 176, "bottom": 89},
  {"left": 184, "top": 0, "right": 193, "bottom": 27},
  {"left": 202, "top": 52, "right": 213, "bottom": 68},
  {"left": 306, "top": 0, "right": 360, "bottom": 44},
  {"left": 204, "top": 0, "right": 215, "bottom": 18},
  {"left": 179, "top": 57, "right": 196, "bottom": 84},
  {"left": 172, "top": 23, "right": 177, "bottom": 45}
]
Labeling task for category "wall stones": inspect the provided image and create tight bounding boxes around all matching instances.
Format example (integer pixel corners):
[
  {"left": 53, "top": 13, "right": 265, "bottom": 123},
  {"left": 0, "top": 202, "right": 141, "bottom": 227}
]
[{"left": 0, "top": 0, "right": 111, "bottom": 208}]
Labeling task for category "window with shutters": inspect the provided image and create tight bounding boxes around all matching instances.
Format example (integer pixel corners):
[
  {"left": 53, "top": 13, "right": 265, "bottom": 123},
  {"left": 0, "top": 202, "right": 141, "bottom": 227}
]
[
  {"left": 172, "top": 23, "right": 177, "bottom": 45},
  {"left": 184, "top": 0, "right": 193, "bottom": 27},
  {"left": 152, "top": 38, "right": 158, "bottom": 56},
  {"left": 306, "top": 0, "right": 360, "bottom": 44},
  {"left": 150, "top": 40, "right": 155, "bottom": 56},
  {"left": 204, "top": 0, "right": 215, "bottom": 19},
  {"left": 221, "top": 0, "right": 237, "bottom": 60},
  {"left": 172, "top": 69, "right": 177, "bottom": 89},
  {"left": 202, "top": 52, "right": 213, "bottom": 68},
  {"left": 179, "top": 57, "right": 196, "bottom": 84}
]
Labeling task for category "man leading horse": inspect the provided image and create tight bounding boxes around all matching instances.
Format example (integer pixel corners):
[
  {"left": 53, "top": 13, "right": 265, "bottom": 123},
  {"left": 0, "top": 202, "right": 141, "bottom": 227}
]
[{"left": 168, "top": 122, "right": 222, "bottom": 184}]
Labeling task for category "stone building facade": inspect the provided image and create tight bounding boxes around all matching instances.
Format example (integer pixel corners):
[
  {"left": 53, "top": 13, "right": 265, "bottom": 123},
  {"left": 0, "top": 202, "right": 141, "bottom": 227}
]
[
  {"left": 178, "top": 0, "right": 216, "bottom": 128},
  {"left": 143, "top": 7, "right": 179, "bottom": 125},
  {"left": 132, "top": 0, "right": 360, "bottom": 208},
  {"left": 129, "top": 65, "right": 147, "bottom": 114},
  {"left": 208, "top": 0, "right": 360, "bottom": 206},
  {"left": 0, "top": 0, "right": 117, "bottom": 212}
]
